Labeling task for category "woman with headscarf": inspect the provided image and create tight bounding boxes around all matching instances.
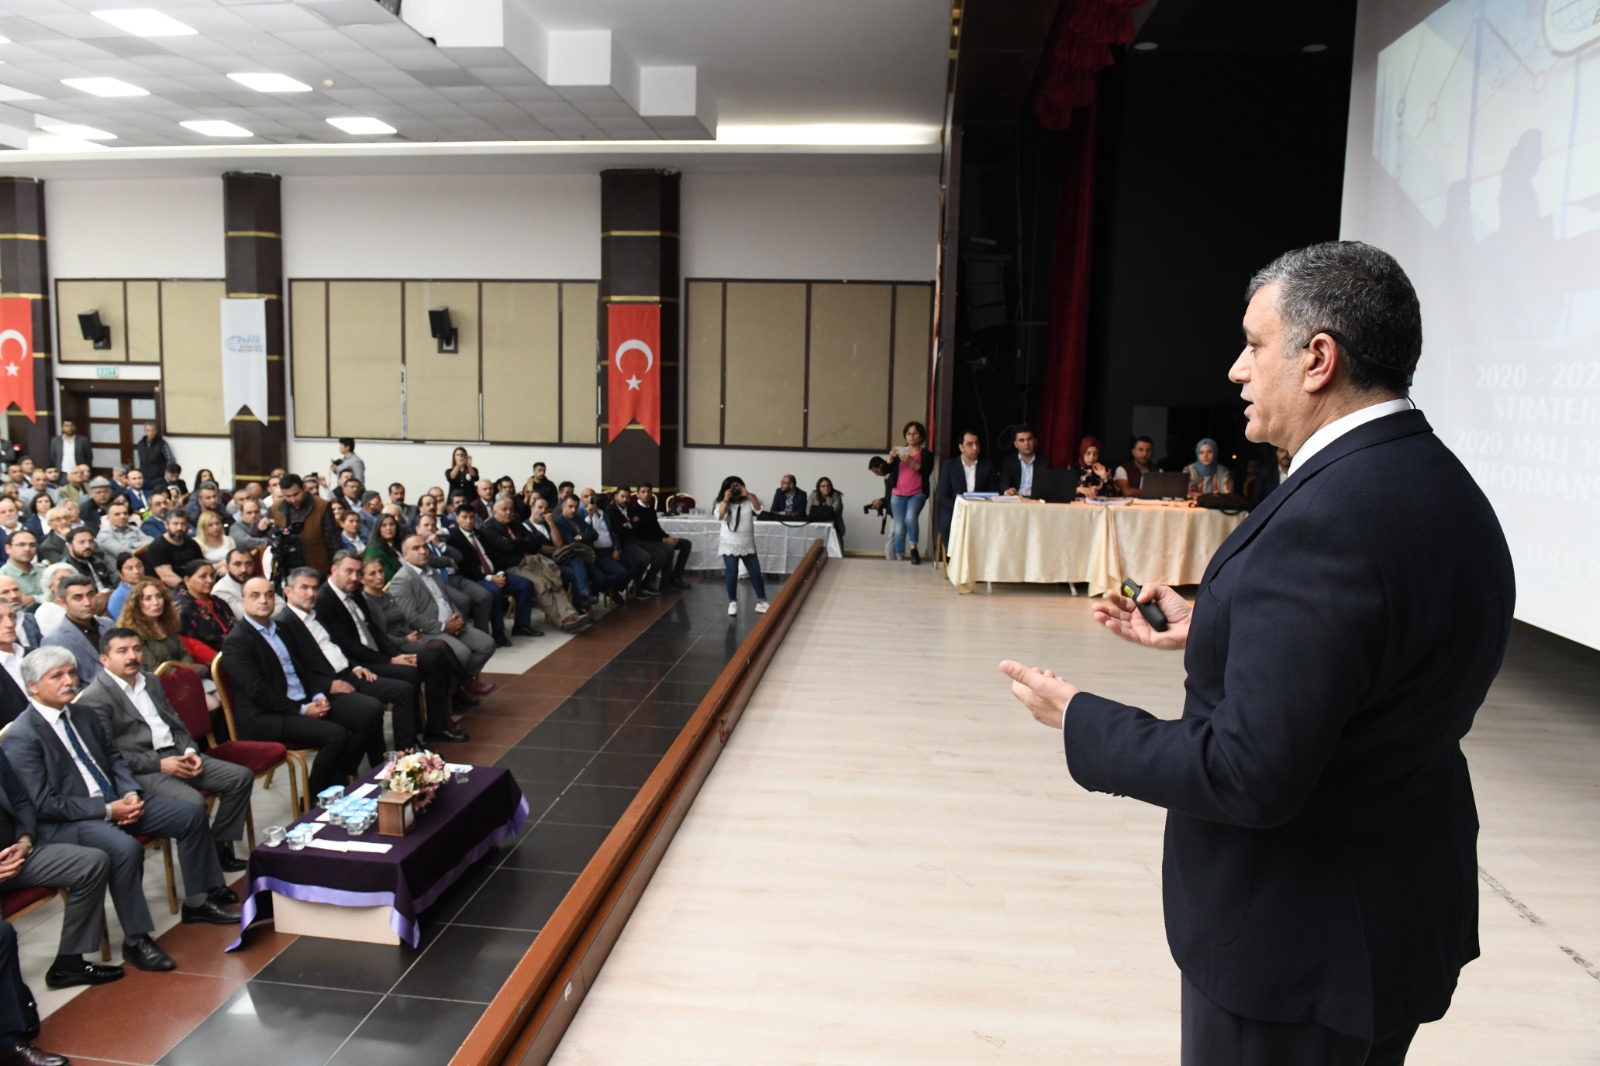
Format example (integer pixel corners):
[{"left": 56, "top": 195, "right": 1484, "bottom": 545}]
[
  {"left": 1074, "top": 436, "right": 1120, "bottom": 499},
  {"left": 1184, "top": 438, "right": 1234, "bottom": 497}
]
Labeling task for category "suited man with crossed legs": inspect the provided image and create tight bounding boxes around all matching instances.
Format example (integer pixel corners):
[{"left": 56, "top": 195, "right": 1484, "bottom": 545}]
[{"left": 5, "top": 646, "right": 239, "bottom": 975}]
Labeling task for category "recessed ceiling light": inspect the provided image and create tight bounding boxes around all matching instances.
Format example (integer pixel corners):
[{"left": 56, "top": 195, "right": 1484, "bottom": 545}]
[
  {"left": 61, "top": 76, "right": 148, "bottom": 97},
  {"left": 716, "top": 123, "right": 939, "bottom": 146},
  {"left": 0, "top": 83, "right": 42, "bottom": 102},
  {"left": 1133, "top": 41, "right": 1159, "bottom": 51},
  {"left": 38, "top": 122, "right": 116, "bottom": 140},
  {"left": 1303, "top": 43, "right": 1328, "bottom": 53},
  {"left": 181, "top": 119, "right": 253, "bottom": 138},
  {"left": 228, "top": 72, "right": 312, "bottom": 93},
  {"left": 92, "top": 9, "right": 197, "bottom": 37},
  {"left": 327, "top": 116, "right": 396, "bottom": 135}
]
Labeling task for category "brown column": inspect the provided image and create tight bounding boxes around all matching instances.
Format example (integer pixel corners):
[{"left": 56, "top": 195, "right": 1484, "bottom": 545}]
[
  {"left": 222, "top": 171, "right": 287, "bottom": 488},
  {"left": 0, "top": 177, "right": 56, "bottom": 461},
  {"left": 599, "top": 169, "right": 680, "bottom": 493}
]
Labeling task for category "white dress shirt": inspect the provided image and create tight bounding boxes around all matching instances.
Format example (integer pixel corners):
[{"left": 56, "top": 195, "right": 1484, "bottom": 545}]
[
  {"left": 287, "top": 603, "right": 350, "bottom": 673},
  {"left": 962, "top": 459, "right": 978, "bottom": 493},
  {"left": 1288, "top": 398, "right": 1413, "bottom": 477},
  {"left": 1018, "top": 457, "right": 1037, "bottom": 496},
  {"left": 108, "top": 670, "right": 191, "bottom": 754},
  {"left": 0, "top": 646, "right": 24, "bottom": 696}
]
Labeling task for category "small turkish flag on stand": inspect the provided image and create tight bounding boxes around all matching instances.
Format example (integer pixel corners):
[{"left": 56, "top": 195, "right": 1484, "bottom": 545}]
[
  {"left": 607, "top": 304, "right": 661, "bottom": 443},
  {"left": 0, "top": 298, "right": 37, "bottom": 421}
]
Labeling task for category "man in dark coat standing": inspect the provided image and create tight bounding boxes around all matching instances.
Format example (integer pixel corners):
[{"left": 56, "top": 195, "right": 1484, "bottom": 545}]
[{"left": 1003, "top": 242, "right": 1515, "bottom": 1065}]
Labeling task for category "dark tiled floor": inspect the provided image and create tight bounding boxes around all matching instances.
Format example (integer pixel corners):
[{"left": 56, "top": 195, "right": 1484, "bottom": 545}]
[{"left": 137, "top": 576, "right": 782, "bottom": 1066}]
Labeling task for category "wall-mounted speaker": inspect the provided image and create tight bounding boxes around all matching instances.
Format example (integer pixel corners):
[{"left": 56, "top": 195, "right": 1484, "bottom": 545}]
[
  {"left": 77, "top": 310, "right": 111, "bottom": 350},
  {"left": 428, "top": 306, "right": 458, "bottom": 353}
]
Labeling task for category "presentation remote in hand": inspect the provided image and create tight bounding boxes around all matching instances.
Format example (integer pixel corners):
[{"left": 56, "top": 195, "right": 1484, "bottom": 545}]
[{"left": 1119, "top": 579, "right": 1169, "bottom": 632}]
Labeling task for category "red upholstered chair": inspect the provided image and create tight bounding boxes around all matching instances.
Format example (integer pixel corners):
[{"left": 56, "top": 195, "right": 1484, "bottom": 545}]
[
  {"left": 157, "top": 661, "right": 302, "bottom": 838},
  {"left": 1, "top": 887, "right": 111, "bottom": 961},
  {"left": 208, "top": 655, "right": 310, "bottom": 816}
]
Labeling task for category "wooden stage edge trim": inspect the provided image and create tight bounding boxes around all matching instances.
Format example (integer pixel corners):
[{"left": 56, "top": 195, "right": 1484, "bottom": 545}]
[{"left": 451, "top": 540, "right": 830, "bottom": 1066}]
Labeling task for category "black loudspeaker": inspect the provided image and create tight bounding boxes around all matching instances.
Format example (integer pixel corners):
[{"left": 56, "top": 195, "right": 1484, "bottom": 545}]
[
  {"left": 963, "top": 253, "right": 1010, "bottom": 333},
  {"left": 427, "top": 307, "right": 458, "bottom": 353},
  {"left": 77, "top": 310, "right": 111, "bottom": 350}
]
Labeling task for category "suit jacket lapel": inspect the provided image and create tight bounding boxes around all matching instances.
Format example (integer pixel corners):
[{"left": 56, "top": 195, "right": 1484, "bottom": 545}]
[{"left": 1201, "top": 409, "right": 1432, "bottom": 586}]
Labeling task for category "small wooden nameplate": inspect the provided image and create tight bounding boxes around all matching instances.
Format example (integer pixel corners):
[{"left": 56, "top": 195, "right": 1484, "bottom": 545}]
[{"left": 377, "top": 791, "right": 415, "bottom": 837}]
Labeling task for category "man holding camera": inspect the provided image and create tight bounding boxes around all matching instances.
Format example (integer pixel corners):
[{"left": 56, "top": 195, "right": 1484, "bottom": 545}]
[{"left": 269, "top": 473, "right": 340, "bottom": 578}]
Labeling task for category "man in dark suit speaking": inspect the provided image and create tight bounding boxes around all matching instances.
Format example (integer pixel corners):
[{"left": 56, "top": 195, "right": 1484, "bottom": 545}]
[{"left": 1003, "top": 242, "right": 1515, "bottom": 1065}]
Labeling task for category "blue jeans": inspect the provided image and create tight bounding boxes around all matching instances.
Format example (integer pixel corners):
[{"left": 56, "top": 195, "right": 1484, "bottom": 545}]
[
  {"left": 890, "top": 492, "right": 926, "bottom": 556},
  {"left": 723, "top": 554, "right": 768, "bottom": 601}
]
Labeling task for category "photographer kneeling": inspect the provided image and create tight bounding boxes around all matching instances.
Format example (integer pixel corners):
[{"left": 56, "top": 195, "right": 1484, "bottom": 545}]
[{"left": 715, "top": 477, "right": 769, "bottom": 617}]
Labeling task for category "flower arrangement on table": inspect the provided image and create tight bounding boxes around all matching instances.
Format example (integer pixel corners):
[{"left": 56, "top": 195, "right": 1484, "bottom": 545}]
[{"left": 379, "top": 748, "right": 450, "bottom": 814}]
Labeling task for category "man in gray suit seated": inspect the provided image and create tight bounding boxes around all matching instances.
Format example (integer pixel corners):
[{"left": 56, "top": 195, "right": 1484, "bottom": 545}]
[
  {"left": 389, "top": 535, "right": 497, "bottom": 697},
  {"left": 0, "top": 746, "right": 122, "bottom": 990},
  {"left": 38, "top": 576, "right": 111, "bottom": 685},
  {"left": 5, "top": 646, "right": 240, "bottom": 975},
  {"left": 75, "top": 630, "right": 254, "bottom": 873}
]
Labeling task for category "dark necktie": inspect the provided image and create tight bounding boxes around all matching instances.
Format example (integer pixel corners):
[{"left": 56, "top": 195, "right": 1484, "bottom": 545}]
[
  {"left": 62, "top": 713, "right": 115, "bottom": 797},
  {"left": 466, "top": 532, "right": 493, "bottom": 574}
]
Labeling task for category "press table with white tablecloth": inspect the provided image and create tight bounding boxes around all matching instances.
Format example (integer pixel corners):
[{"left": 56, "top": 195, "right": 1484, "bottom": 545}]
[
  {"left": 658, "top": 516, "right": 842, "bottom": 574},
  {"left": 945, "top": 497, "right": 1247, "bottom": 595}
]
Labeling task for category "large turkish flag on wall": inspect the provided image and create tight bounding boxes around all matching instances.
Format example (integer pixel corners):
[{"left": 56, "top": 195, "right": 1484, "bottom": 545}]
[
  {"left": 607, "top": 304, "right": 661, "bottom": 443},
  {"left": 0, "top": 298, "right": 36, "bottom": 421}
]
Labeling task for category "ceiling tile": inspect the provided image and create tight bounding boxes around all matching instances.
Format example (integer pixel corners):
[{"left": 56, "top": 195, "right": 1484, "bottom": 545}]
[{"left": 231, "top": 4, "right": 339, "bottom": 34}]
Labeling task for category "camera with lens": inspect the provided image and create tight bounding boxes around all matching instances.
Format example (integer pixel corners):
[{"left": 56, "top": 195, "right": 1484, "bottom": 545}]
[{"left": 267, "top": 519, "right": 306, "bottom": 585}]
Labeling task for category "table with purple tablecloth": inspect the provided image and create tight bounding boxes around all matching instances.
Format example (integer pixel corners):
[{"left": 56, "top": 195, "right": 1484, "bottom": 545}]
[{"left": 230, "top": 766, "right": 527, "bottom": 948}]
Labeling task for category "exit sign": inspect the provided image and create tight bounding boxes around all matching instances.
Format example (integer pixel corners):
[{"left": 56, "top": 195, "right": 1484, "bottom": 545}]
[{"left": 94, "top": 366, "right": 118, "bottom": 378}]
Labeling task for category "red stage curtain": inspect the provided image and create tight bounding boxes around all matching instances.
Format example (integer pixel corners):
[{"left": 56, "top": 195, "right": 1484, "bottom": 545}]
[{"left": 1032, "top": 0, "right": 1139, "bottom": 467}]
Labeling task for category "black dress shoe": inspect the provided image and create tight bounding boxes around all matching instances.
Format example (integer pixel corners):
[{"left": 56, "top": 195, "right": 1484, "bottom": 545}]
[
  {"left": 493, "top": 632, "right": 513, "bottom": 648},
  {"left": 425, "top": 726, "right": 470, "bottom": 743},
  {"left": 215, "top": 841, "right": 247, "bottom": 872},
  {"left": 22, "top": 990, "right": 38, "bottom": 1039},
  {"left": 511, "top": 624, "right": 543, "bottom": 637},
  {"left": 180, "top": 898, "right": 241, "bottom": 926},
  {"left": 42, "top": 958, "right": 124, "bottom": 989},
  {"left": 210, "top": 885, "right": 239, "bottom": 905},
  {"left": 0, "top": 1037, "right": 71, "bottom": 1066},
  {"left": 122, "top": 935, "right": 175, "bottom": 972}
]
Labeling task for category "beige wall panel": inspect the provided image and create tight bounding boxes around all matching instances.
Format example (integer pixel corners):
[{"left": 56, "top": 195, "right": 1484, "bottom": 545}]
[
  {"left": 405, "top": 281, "right": 481, "bottom": 442},
  {"left": 290, "top": 281, "right": 329, "bottom": 439},
  {"left": 723, "top": 283, "right": 806, "bottom": 447},
  {"left": 807, "top": 283, "right": 893, "bottom": 450},
  {"left": 891, "top": 285, "right": 933, "bottom": 438},
  {"left": 684, "top": 281, "right": 723, "bottom": 446},
  {"left": 125, "top": 281, "right": 161, "bottom": 364},
  {"left": 327, "top": 281, "right": 402, "bottom": 439},
  {"left": 57, "top": 280, "right": 127, "bottom": 362},
  {"left": 560, "top": 283, "right": 597, "bottom": 445},
  {"left": 482, "top": 282, "right": 559, "bottom": 443},
  {"left": 160, "top": 281, "right": 227, "bottom": 435}
]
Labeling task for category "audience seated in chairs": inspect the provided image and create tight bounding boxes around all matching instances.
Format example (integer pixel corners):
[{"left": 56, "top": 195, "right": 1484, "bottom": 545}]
[
  {"left": 106, "top": 553, "right": 145, "bottom": 623},
  {"left": 362, "top": 512, "right": 404, "bottom": 584},
  {"left": 448, "top": 506, "right": 540, "bottom": 648},
  {"left": 38, "top": 576, "right": 114, "bottom": 686},
  {"left": 193, "top": 511, "right": 232, "bottom": 569},
  {"left": 357, "top": 556, "right": 477, "bottom": 721},
  {"left": 145, "top": 511, "right": 202, "bottom": 590},
  {"left": 411, "top": 514, "right": 495, "bottom": 637},
  {"left": 5, "top": 644, "right": 240, "bottom": 978},
  {"left": 34, "top": 508, "right": 74, "bottom": 568},
  {"left": 0, "top": 533, "right": 42, "bottom": 608},
  {"left": 229, "top": 497, "right": 272, "bottom": 552},
  {"left": 211, "top": 547, "right": 253, "bottom": 614},
  {"left": 389, "top": 538, "right": 500, "bottom": 699},
  {"left": 174, "top": 561, "right": 235, "bottom": 668},
  {"left": 488, "top": 499, "right": 590, "bottom": 634},
  {"left": 26, "top": 566, "right": 77, "bottom": 642},
  {"left": 62, "top": 528, "right": 116, "bottom": 611},
  {"left": 629, "top": 484, "right": 691, "bottom": 589},
  {"left": 274, "top": 567, "right": 423, "bottom": 759},
  {"left": 75, "top": 628, "right": 253, "bottom": 873},
  {"left": 94, "top": 499, "right": 151, "bottom": 564},
  {"left": 218, "top": 578, "right": 383, "bottom": 798}
]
